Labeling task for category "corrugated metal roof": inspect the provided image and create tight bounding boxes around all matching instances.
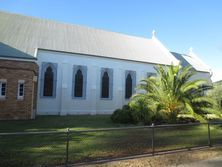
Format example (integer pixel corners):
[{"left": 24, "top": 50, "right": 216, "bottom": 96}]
[
  {"left": 0, "top": 42, "right": 36, "bottom": 60},
  {"left": 0, "top": 11, "right": 179, "bottom": 65},
  {"left": 171, "top": 52, "right": 211, "bottom": 73}
]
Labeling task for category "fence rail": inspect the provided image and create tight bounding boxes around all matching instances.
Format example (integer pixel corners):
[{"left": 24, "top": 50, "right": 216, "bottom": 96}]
[{"left": 0, "top": 122, "right": 222, "bottom": 166}]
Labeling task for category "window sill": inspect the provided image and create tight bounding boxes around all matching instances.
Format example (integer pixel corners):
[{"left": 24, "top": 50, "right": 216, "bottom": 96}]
[
  {"left": 0, "top": 97, "right": 6, "bottom": 100},
  {"left": 40, "top": 96, "right": 56, "bottom": 99},
  {"left": 100, "top": 97, "right": 113, "bottom": 100},
  {"left": 17, "top": 97, "right": 24, "bottom": 101},
  {"left": 72, "top": 96, "right": 86, "bottom": 100}
]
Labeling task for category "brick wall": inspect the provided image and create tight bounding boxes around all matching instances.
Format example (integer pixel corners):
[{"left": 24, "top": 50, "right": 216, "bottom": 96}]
[{"left": 0, "top": 59, "right": 39, "bottom": 120}]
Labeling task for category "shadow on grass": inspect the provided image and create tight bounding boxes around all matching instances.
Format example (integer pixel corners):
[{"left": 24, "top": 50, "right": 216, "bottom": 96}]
[
  {"left": 0, "top": 133, "right": 67, "bottom": 166},
  {"left": 0, "top": 115, "right": 126, "bottom": 133},
  {"left": 67, "top": 124, "right": 221, "bottom": 164}
]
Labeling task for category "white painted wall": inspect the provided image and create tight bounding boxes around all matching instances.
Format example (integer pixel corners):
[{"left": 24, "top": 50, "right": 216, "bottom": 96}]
[
  {"left": 36, "top": 50, "right": 212, "bottom": 115},
  {"left": 191, "top": 72, "right": 212, "bottom": 82},
  {"left": 36, "top": 50, "right": 156, "bottom": 115}
]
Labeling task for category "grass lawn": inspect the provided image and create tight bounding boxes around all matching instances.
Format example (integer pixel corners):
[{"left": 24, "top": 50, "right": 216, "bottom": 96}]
[
  {"left": 0, "top": 115, "right": 222, "bottom": 166},
  {"left": 0, "top": 115, "right": 123, "bottom": 132}
]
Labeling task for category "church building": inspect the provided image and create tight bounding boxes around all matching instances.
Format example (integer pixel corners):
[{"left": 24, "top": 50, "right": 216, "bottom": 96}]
[{"left": 0, "top": 11, "right": 212, "bottom": 120}]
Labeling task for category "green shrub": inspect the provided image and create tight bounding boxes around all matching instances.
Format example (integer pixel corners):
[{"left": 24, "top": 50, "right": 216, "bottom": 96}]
[
  {"left": 129, "top": 98, "right": 152, "bottom": 124},
  {"left": 142, "top": 110, "right": 152, "bottom": 125},
  {"left": 111, "top": 104, "right": 141, "bottom": 124},
  {"left": 111, "top": 107, "right": 133, "bottom": 124},
  {"left": 130, "top": 109, "right": 141, "bottom": 124},
  {"left": 151, "top": 110, "right": 166, "bottom": 124},
  {"left": 111, "top": 100, "right": 168, "bottom": 125},
  {"left": 111, "top": 109, "right": 123, "bottom": 123}
]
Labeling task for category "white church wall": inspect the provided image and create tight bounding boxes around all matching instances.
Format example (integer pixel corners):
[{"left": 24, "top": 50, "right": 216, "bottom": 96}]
[
  {"left": 36, "top": 49, "right": 157, "bottom": 115},
  {"left": 191, "top": 71, "right": 212, "bottom": 82}
]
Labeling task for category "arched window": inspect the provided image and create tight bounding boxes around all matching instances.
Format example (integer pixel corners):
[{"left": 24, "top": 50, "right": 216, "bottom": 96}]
[
  {"left": 101, "top": 72, "right": 109, "bottom": 98},
  {"left": 74, "top": 69, "right": 83, "bottom": 97},
  {"left": 40, "top": 62, "right": 57, "bottom": 98},
  {"left": 72, "top": 65, "right": 87, "bottom": 99},
  {"left": 43, "top": 66, "right": 54, "bottom": 96},
  {"left": 125, "top": 73, "right": 132, "bottom": 99}
]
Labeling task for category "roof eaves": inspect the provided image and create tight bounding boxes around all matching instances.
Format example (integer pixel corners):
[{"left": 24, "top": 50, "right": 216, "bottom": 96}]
[{"left": 0, "top": 54, "right": 37, "bottom": 60}]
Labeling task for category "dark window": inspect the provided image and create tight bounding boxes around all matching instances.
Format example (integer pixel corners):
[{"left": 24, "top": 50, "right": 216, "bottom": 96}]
[
  {"left": 125, "top": 74, "right": 132, "bottom": 99},
  {"left": 74, "top": 69, "right": 83, "bottom": 97},
  {"left": 43, "top": 66, "right": 54, "bottom": 96},
  {"left": 19, "top": 83, "right": 24, "bottom": 96},
  {"left": 101, "top": 72, "right": 109, "bottom": 98},
  {"left": 1, "top": 83, "right": 6, "bottom": 96}
]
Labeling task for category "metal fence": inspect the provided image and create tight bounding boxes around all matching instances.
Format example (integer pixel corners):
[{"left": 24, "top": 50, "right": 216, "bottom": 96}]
[{"left": 0, "top": 122, "right": 222, "bottom": 166}]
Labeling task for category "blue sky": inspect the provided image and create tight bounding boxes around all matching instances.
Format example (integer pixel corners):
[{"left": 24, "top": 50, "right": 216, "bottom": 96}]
[{"left": 0, "top": 0, "right": 222, "bottom": 81}]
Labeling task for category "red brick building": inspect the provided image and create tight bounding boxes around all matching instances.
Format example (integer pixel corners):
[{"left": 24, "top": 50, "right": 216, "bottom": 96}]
[{"left": 0, "top": 56, "right": 38, "bottom": 120}]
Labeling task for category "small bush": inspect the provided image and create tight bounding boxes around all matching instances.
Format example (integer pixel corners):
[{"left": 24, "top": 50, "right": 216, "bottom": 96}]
[
  {"left": 151, "top": 111, "right": 167, "bottom": 124},
  {"left": 110, "top": 109, "right": 123, "bottom": 123},
  {"left": 111, "top": 104, "right": 141, "bottom": 124},
  {"left": 111, "top": 100, "right": 168, "bottom": 125},
  {"left": 143, "top": 111, "right": 152, "bottom": 125},
  {"left": 111, "top": 108, "right": 131, "bottom": 124},
  {"left": 129, "top": 98, "right": 152, "bottom": 124},
  {"left": 130, "top": 109, "right": 141, "bottom": 124}
]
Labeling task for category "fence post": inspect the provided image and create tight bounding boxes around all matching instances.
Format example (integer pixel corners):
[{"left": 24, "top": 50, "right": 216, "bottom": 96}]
[
  {"left": 207, "top": 122, "right": 212, "bottom": 147},
  {"left": 151, "top": 123, "right": 155, "bottom": 156},
  {"left": 66, "top": 128, "right": 70, "bottom": 166}
]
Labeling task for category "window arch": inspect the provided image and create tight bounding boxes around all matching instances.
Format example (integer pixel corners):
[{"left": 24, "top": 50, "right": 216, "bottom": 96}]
[
  {"left": 74, "top": 69, "right": 83, "bottom": 97},
  {"left": 43, "top": 66, "right": 54, "bottom": 96},
  {"left": 102, "top": 72, "right": 109, "bottom": 98},
  {"left": 40, "top": 62, "right": 57, "bottom": 98},
  {"left": 72, "top": 65, "right": 87, "bottom": 99},
  {"left": 125, "top": 70, "right": 136, "bottom": 99},
  {"left": 125, "top": 73, "right": 132, "bottom": 99},
  {"left": 100, "top": 68, "right": 113, "bottom": 99}
]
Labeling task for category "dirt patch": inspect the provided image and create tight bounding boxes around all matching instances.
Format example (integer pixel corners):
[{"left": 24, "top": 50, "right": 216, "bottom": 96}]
[{"left": 81, "top": 147, "right": 222, "bottom": 167}]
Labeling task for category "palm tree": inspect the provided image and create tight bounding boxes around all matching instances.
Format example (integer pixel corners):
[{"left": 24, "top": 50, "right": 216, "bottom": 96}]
[
  {"left": 132, "top": 65, "right": 216, "bottom": 123},
  {"left": 207, "top": 82, "right": 222, "bottom": 115}
]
